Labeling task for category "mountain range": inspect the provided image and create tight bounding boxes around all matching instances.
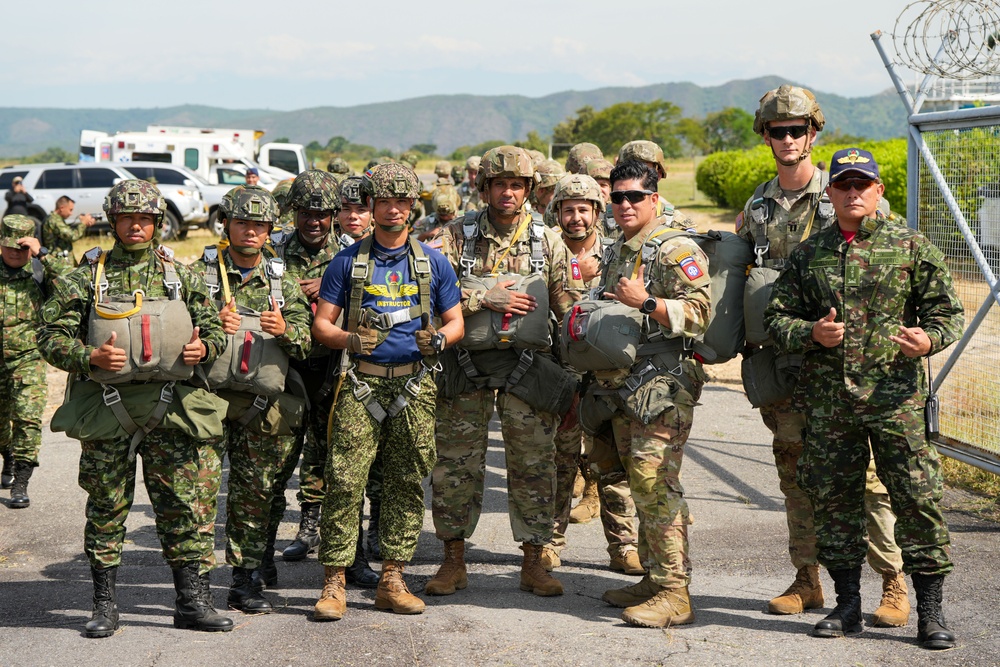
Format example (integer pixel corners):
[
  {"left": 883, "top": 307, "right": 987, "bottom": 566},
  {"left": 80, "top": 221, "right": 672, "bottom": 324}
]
[{"left": 0, "top": 76, "right": 907, "bottom": 158}]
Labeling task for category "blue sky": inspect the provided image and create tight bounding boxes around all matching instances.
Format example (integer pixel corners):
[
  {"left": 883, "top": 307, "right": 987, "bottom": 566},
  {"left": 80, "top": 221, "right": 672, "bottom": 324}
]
[{"left": 11, "top": 0, "right": 923, "bottom": 110}]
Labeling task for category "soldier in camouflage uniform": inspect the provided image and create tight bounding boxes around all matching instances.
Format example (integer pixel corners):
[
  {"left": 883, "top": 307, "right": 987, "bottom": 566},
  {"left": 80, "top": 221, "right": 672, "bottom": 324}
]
[
  {"left": 531, "top": 159, "right": 565, "bottom": 225},
  {"left": 269, "top": 171, "right": 378, "bottom": 589},
  {"left": 564, "top": 142, "right": 604, "bottom": 175},
  {"left": 539, "top": 175, "right": 642, "bottom": 575},
  {"left": 0, "top": 216, "right": 65, "bottom": 508},
  {"left": 413, "top": 189, "right": 459, "bottom": 244},
  {"left": 271, "top": 179, "right": 296, "bottom": 233},
  {"left": 41, "top": 195, "right": 96, "bottom": 266},
  {"left": 450, "top": 164, "right": 464, "bottom": 186},
  {"left": 311, "top": 163, "right": 463, "bottom": 620},
  {"left": 459, "top": 156, "right": 484, "bottom": 211},
  {"left": 765, "top": 148, "right": 964, "bottom": 650},
  {"left": 738, "top": 86, "right": 909, "bottom": 627},
  {"left": 426, "top": 146, "right": 585, "bottom": 599},
  {"left": 326, "top": 157, "right": 354, "bottom": 185},
  {"left": 336, "top": 175, "right": 373, "bottom": 246},
  {"left": 617, "top": 141, "right": 693, "bottom": 230},
  {"left": 589, "top": 160, "right": 712, "bottom": 629},
  {"left": 189, "top": 185, "right": 312, "bottom": 613},
  {"left": 38, "top": 180, "right": 233, "bottom": 637}
]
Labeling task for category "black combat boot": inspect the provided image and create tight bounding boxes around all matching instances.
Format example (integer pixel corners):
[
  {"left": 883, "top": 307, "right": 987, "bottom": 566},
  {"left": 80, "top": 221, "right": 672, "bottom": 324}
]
[
  {"left": 84, "top": 566, "right": 120, "bottom": 638},
  {"left": 171, "top": 564, "right": 234, "bottom": 632},
  {"left": 367, "top": 497, "right": 382, "bottom": 561},
  {"left": 228, "top": 566, "right": 273, "bottom": 613},
  {"left": 282, "top": 502, "right": 320, "bottom": 561},
  {"left": 256, "top": 526, "right": 278, "bottom": 588},
  {"left": 1, "top": 451, "right": 13, "bottom": 489},
  {"left": 346, "top": 508, "right": 379, "bottom": 589},
  {"left": 9, "top": 461, "right": 33, "bottom": 509},
  {"left": 912, "top": 573, "right": 956, "bottom": 650},
  {"left": 813, "top": 567, "right": 863, "bottom": 638}
]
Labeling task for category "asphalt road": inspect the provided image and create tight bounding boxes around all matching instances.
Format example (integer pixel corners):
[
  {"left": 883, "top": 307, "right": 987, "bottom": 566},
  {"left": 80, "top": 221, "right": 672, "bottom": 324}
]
[{"left": 1, "top": 383, "right": 998, "bottom": 667}]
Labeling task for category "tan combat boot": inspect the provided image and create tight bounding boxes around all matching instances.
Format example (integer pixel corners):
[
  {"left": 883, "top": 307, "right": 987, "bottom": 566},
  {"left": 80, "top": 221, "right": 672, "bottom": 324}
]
[
  {"left": 768, "top": 565, "right": 824, "bottom": 615},
  {"left": 572, "top": 469, "right": 585, "bottom": 499},
  {"left": 374, "top": 560, "right": 425, "bottom": 614},
  {"left": 622, "top": 585, "right": 695, "bottom": 628},
  {"left": 425, "top": 539, "right": 468, "bottom": 596},
  {"left": 314, "top": 566, "right": 347, "bottom": 621},
  {"left": 610, "top": 547, "right": 645, "bottom": 575},
  {"left": 872, "top": 571, "right": 911, "bottom": 627},
  {"left": 540, "top": 547, "right": 561, "bottom": 572},
  {"left": 569, "top": 478, "right": 600, "bottom": 524},
  {"left": 602, "top": 573, "right": 662, "bottom": 608},
  {"left": 520, "top": 544, "right": 564, "bottom": 596}
]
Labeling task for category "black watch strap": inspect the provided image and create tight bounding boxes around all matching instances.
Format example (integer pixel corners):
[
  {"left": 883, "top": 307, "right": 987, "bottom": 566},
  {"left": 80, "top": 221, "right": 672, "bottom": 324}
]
[{"left": 640, "top": 296, "right": 658, "bottom": 314}]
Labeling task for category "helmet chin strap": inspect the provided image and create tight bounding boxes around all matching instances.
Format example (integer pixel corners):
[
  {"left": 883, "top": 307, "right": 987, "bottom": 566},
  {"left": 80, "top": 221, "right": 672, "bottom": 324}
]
[
  {"left": 231, "top": 244, "right": 261, "bottom": 256},
  {"left": 771, "top": 129, "right": 814, "bottom": 167},
  {"left": 121, "top": 241, "right": 152, "bottom": 251},
  {"left": 376, "top": 223, "right": 406, "bottom": 233}
]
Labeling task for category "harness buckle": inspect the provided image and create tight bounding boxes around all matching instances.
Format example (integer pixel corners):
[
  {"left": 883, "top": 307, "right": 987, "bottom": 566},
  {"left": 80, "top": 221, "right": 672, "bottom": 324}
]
[{"left": 102, "top": 385, "right": 123, "bottom": 406}]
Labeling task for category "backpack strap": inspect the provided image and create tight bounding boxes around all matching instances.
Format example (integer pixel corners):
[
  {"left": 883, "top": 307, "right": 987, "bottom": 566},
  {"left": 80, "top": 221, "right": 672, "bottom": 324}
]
[
  {"left": 528, "top": 216, "right": 545, "bottom": 274},
  {"left": 749, "top": 180, "right": 772, "bottom": 267},
  {"left": 347, "top": 235, "right": 374, "bottom": 334},
  {"left": 356, "top": 237, "right": 432, "bottom": 331},
  {"left": 156, "top": 246, "right": 182, "bottom": 300},
  {"left": 202, "top": 245, "right": 221, "bottom": 299},
  {"left": 460, "top": 211, "right": 480, "bottom": 277},
  {"left": 266, "top": 256, "right": 286, "bottom": 309}
]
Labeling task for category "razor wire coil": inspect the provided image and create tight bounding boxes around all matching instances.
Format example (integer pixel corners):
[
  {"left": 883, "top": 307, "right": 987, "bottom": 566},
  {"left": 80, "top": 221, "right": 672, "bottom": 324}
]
[{"left": 893, "top": 0, "right": 1000, "bottom": 79}]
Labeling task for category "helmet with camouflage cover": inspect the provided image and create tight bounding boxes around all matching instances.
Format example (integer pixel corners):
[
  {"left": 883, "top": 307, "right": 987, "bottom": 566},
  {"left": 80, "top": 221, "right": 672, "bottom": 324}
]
[
  {"left": 450, "top": 165, "right": 464, "bottom": 185},
  {"left": 365, "top": 156, "right": 395, "bottom": 171},
  {"left": 564, "top": 143, "right": 604, "bottom": 174},
  {"left": 327, "top": 156, "right": 351, "bottom": 174},
  {"left": 536, "top": 159, "right": 566, "bottom": 189},
  {"left": 465, "top": 155, "right": 481, "bottom": 171},
  {"left": 551, "top": 174, "right": 604, "bottom": 240},
  {"left": 287, "top": 169, "right": 342, "bottom": 212},
  {"left": 434, "top": 160, "right": 452, "bottom": 178},
  {"left": 475, "top": 145, "right": 540, "bottom": 193},
  {"left": 219, "top": 185, "right": 279, "bottom": 254},
  {"left": 400, "top": 152, "right": 419, "bottom": 169},
  {"left": 585, "top": 157, "right": 613, "bottom": 181},
  {"left": 618, "top": 141, "right": 668, "bottom": 179},
  {"left": 338, "top": 176, "right": 365, "bottom": 206},
  {"left": 361, "top": 162, "right": 421, "bottom": 201},
  {"left": 104, "top": 179, "right": 167, "bottom": 222},
  {"left": 432, "top": 188, "right": 459, "bottom": 217},
  {"left": 526, "top": 149, "right": 546, "bottom": 169},
  {"left": 753, "top": 84, "right": 825, "bottom": 136}
]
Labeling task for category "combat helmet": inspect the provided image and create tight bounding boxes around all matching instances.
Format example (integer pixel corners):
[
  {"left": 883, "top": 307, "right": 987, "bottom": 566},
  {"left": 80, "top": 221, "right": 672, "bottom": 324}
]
[
  {"left": 585, "top": 158, "right": 613, "bottom": 181},
  {"left": 400, "top": 153, "right": 419, "bottom": 169},
  {"left": 526, "top": 149, "right": 546, "bottom": 169},
  {"left": 564, "top": 143, "right": 604, "bottom": 174},
  {"left": 536, "top": 159, "right": 566, "bottom": 189},
  {"left": 618, "top": 141, "right": 668, "bottom": 179},
  {"left": 465, "top": 155, "right": 481, "bottom": 171},
  {"left": 451, "top": 165, "right": 464, "bottom": 185},
  {"left": 753, "top": 85, "right": 825, "bottom": 136},
  {"left": 434, "top": 160, "right": 452, "bottom": 179},
  {"left": 327, "top": 157, "right": 351, "bottom": 174},
  {"left": 475, "top": 145, "right": 539, "bottom": 193},
  {"left": 103, "top": 179, "right": 167, "bottom": 246},
  {"left": 219, "top": 185, "right": 280, "bottom": 224},
  {"left": 338, "top": 176, "right": 365, "bottom": 206},
  {"left": 551, "top": 173, "right": 606, "bottom": 239},
  {"left": 361, "top": 163, "right": 421, "bottom": 201},
  {"left": 287, "top": 170, "right": 341, "bottom": 212}
]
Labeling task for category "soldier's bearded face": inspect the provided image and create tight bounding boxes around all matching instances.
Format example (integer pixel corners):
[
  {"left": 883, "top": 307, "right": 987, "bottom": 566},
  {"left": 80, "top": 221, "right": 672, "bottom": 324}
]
[
  {"left": 488, "top": 178, "right": 528, "bottom": 217},
  {"left": 559, "top": 200, "right": 595, "bottom": 238},
  {"left": 114, "top": 213, "right": 156, "bottom": 245}
]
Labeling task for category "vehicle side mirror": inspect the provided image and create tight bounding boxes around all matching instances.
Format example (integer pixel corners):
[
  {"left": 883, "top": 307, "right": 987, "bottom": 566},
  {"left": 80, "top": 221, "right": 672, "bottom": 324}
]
[{"left": 183, "top": 179, "right": 196, "bottom": 187}]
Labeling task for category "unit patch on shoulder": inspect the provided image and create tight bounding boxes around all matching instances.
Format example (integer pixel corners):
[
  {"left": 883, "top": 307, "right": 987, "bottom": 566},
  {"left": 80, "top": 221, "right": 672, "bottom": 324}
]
[
  {"left": 570, "top": 257, "right": 582, "bottom": 281},
  {"left": 735, "top": 210, "right": 744, "bottom": 233},
  {"left": 678, "top": 255, "right": 704, "bottom": 281}
]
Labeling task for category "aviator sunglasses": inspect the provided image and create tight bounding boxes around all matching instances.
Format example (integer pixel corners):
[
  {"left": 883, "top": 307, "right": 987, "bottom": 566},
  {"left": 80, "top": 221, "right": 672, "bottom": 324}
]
[
  {"left": 829, "top": 178, "right": 878, "bottom": 192},
  {"left": 610, "top": 189, "right": 655, "bottom": 205},
  {"left": 767, "top": 125, "right": 810, "bottom": 140}
]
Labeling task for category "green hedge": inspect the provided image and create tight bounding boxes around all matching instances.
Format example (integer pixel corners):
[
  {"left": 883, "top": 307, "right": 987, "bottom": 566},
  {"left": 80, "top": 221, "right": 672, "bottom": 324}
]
[{"left": 695, "top": 139, "right": 908, "bottom": 213}]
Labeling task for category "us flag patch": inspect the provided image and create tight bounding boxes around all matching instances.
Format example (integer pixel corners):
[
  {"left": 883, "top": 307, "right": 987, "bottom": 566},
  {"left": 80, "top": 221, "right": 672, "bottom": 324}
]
[
  {"left": 735, "top": 211, "right": 744, "bottom": 232},
  {"left": 679, "top": 256, "right": 704, "bottom": 280},
  {"left": 570, "top": 257, "right": 582, "bottom": 281}
]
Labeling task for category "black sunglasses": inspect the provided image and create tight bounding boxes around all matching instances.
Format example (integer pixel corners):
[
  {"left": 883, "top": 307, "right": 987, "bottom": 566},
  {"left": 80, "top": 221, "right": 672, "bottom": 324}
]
[
  {"left": 767, "top": 125, "right": 810, "bottom": 140},
  {"left": 829, "top": 178, "right": 878, "bottom": 192},
  {"left": 610, "top": 189, "right": 655, "bottom": 205}
]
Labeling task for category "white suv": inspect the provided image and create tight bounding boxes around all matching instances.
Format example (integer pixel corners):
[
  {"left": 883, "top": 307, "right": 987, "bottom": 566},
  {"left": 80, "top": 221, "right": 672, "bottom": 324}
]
[{"left": 0, "top": 162, "right": 206, "bottom": 241}]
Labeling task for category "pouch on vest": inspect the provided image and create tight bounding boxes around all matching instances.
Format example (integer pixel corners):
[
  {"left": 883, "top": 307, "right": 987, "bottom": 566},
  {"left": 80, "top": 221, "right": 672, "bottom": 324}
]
[
  {"left": 222, "top": 390, "right": 305, "bottom": 437},
  {"left": 620, "top": 373, "right": 686, "bottom": 425},
  {"left": 434, "top": 347, "right": 472, "bottom": 400},
  {"left": 561, "top": 300, "right": 644, "bottom": 372},
  {"left": 744, "top": 266, "right": 781, "bottom": 346},
  {"left": 505, "top": 351, "right": 576, "bottom": 416},
  {"left": 194, "top": 306, "right": 289, "bottom": 396},
  {"left": 578, "top": 391, "right": 618, "bottom": 438},
  {"left": 51, "top": 377, "right": 227, "bottom": 442},
  {"left": 87, "top": 297, "right": 195, "bottom": 384},
  {"left": 741, "top": 345, "right": 801, "bottom": 408},
  {"left": 686, "top": 230, "right": 754, "bottom": 364},
  {"left": 460, "top": 273, "right": 551, "bottom": 351}
]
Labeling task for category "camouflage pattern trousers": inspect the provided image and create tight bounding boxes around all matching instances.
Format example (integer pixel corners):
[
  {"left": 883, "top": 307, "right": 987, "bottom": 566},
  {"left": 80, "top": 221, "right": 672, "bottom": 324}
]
[
  {"left": 611, "top": 402, "right": 694, "bottom": 589},
  {"left": 433, "top": 389, "right": 560, "bottom": 546},
  {"left": 78, "top": 431, "right": 224, "bottom": 573},
  {"left": 549, "top": 421, "right": 638, "bottom": 557},
  {"left": 798, "top": 400, "right": 952, "bottom": 575},
  {"left": 318, "top": 372, "right": 436, "bottom": 566},
  {"left": 0, "top": 355, "right": 45, "bottom": 466},
  {"left": 224, "top": 420, "right": 297, "bottom": 568},
  {"left": 761, "top": 398, "right": 903, "bottom": 575}
]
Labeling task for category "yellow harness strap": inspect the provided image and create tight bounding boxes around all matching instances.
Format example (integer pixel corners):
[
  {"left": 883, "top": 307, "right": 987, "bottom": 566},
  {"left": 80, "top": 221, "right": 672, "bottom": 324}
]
[
  {"left": 630, "top": 227, "right": 675, "bottom": 280},
  {"left": 93, "top": 252, "right": 143, "bottom": 320},
  {"left": 489, "top": 213, "right": 534, "bottom": 275}
]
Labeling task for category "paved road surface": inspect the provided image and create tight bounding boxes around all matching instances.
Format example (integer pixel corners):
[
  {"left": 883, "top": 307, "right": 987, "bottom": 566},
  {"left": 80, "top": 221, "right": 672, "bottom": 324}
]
[{"left": 2, "top": 384, "right": 998, "bottom": 666}]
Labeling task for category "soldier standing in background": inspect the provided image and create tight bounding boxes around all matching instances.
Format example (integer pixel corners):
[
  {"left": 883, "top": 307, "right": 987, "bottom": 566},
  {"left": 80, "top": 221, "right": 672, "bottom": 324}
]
[
  {"left": 0, "top": 215, "right": 65, "bottom": 508},
  {"left": 38, "top": 180, "right": 232, "bottom": 637},
  {"left": 311, "top": 163, "right": 463, "bottom": 620},
  {"left": 739, "top": 86, "right": 909, "bottom": 627},
  {"left": 765, "top": 148, "right": 963, "bottom": 649},
  {"left": 327, "top": 157, "right": 354, "bottom": 185},
  {"left": 532, "top": 159, "right": 565, "bottom": 224},
  {"left": 460, "top": 156, "right": 484, "bottom": 211},
  {"left": 41, "top": 196, "right": 95, "bottom": 265},
  {"left": 427, "top": 146, "right": 583, "bottom": 599}
]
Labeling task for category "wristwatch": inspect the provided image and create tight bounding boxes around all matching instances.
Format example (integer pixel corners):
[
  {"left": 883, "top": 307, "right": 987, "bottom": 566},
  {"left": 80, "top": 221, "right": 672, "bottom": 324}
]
[
  {"left": 431, "top": 332, "right": 446, "bottom": 353},
  {"left": 640, "top": 296, "right": 658, "bottom": 315},
  {"left": 37, "top": 246, "right": 49, "bottom": 258}
]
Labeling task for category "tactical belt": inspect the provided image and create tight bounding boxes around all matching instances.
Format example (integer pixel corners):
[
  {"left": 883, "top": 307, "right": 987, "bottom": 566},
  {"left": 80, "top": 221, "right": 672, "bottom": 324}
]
[
  {"left": 101, "top": 381, "right": 175, "bottom": 461},
  {"left": 343, "top": 359, "right": 441, "bottom": 423},
  {"left": 592, "top": 337, "right": 694, "bottom": 404},
  {"left": 356, "top": 360, "right": 421, "bottom": 379}
]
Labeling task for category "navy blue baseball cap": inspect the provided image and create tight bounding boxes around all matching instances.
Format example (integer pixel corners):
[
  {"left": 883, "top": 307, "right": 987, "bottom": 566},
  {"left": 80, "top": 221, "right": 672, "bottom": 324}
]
[
  {"left": 829, "top": 148, "right": 879, "bottom": 182},
  {"left": 247, "top": 167, "right": 259, "bottom": 176}
]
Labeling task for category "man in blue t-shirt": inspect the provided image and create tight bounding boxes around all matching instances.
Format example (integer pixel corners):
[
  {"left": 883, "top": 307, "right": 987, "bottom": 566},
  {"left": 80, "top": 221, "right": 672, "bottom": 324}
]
[{"left": 310, "top": 163, "right": 463, "bottom": 620}]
